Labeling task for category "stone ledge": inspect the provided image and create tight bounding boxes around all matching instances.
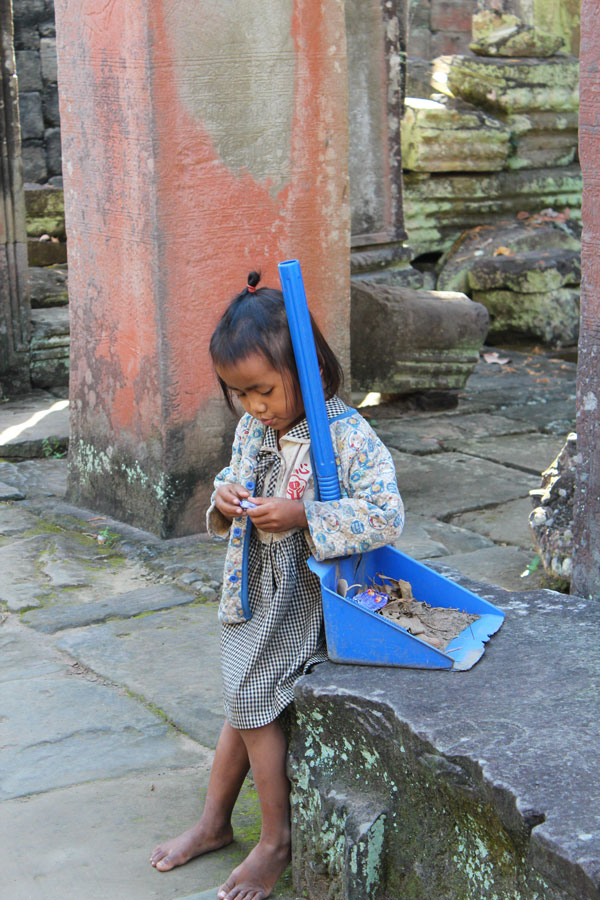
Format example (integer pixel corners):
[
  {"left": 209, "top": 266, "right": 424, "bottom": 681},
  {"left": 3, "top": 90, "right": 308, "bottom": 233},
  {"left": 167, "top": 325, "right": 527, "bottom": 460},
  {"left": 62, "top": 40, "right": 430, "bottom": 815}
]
[{"left": 289, "top": 572, "right": 600, "bottom": 900}]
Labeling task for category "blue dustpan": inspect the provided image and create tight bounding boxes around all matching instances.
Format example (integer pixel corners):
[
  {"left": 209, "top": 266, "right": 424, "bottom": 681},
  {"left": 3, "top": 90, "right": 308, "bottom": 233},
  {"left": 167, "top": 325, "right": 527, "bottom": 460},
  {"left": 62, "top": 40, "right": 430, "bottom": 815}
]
[{"left": 278, "top": 259, "right": 504, "bottom": 670}]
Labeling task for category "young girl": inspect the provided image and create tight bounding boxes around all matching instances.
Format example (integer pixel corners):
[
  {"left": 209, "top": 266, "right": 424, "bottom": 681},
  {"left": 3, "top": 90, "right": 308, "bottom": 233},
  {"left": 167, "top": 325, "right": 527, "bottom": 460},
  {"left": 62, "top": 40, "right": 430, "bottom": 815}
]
[{"left": 150, "top": 271, "right": 404, "bottom": 900}]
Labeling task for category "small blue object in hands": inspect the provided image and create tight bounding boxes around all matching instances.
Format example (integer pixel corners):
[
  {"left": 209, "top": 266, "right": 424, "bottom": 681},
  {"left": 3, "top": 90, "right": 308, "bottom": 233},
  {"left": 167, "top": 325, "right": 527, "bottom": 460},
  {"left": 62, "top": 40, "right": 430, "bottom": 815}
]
[
  {"left": 353, "top": 588, "right": 389, "bottom": 611},
  {"left": 240, "top": 499, "right": 257, "bottom": 510}
]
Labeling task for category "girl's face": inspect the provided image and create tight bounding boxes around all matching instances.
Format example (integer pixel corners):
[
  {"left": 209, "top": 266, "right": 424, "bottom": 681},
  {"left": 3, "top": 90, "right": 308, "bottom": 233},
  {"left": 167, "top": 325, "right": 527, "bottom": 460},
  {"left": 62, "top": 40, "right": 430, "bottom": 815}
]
[{"left": 216, "top": 353, "right": 304, "bottom": 436}]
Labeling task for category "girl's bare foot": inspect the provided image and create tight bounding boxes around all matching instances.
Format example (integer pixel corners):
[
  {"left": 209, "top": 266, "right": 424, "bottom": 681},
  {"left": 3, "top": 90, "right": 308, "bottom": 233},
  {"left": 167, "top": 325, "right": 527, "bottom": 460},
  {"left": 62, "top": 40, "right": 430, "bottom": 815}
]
[
  {"left": 217, "top": 837, "right": 291, "bottom": 900},
  {"left": 150, "top": 820, "right": 234, "bottom": 872}
]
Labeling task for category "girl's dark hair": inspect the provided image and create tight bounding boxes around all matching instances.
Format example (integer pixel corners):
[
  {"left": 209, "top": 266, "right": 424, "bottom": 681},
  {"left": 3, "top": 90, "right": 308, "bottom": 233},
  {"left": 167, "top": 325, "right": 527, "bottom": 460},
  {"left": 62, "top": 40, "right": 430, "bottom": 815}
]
[{"left": 210, "top": 270, "right": 344, "bottom": 412}]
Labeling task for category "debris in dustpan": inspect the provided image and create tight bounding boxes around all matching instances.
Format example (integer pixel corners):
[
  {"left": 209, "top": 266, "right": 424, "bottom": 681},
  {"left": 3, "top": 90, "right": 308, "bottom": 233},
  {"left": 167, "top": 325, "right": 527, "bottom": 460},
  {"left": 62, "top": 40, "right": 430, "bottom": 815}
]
[
  {"left": 376, "top": 575, "right": 480, "bottom": 650},
  {"left": 342, "top": 573, "right": 481, "bottom": 651}
]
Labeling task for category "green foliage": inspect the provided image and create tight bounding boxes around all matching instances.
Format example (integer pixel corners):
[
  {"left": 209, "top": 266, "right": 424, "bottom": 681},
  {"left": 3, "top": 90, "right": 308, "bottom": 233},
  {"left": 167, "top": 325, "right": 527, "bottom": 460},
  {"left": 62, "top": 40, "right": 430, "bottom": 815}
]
[
  {"left": 97, "top": 526, "right": 120, "bottom": 548},
  {"left": 41, "top": 438, "right": 67, "bottom": 459}
]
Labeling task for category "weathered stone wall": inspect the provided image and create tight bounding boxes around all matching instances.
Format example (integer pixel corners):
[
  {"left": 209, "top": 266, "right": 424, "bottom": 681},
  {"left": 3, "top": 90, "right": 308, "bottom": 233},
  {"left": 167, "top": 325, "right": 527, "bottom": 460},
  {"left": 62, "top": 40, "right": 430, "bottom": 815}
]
[
  {"left": 408, "top": 0, "right": 476, "bottom": 61},
  {"left": 12, "top": 0, "right": 407, "bottom": 262},
  {"left": 12, "top": 0, "right": 60, "bottom": 184}
]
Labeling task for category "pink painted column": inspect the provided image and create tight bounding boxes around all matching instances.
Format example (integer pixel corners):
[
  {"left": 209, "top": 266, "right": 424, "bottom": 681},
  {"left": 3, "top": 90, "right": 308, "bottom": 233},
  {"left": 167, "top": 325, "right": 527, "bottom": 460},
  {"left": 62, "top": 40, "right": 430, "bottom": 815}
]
[
  {"left": 573, "top": 0, "right": 600, "bottom": 598},
  {"left": 55, "top": 0, "right": 349, "bottom": 536}
]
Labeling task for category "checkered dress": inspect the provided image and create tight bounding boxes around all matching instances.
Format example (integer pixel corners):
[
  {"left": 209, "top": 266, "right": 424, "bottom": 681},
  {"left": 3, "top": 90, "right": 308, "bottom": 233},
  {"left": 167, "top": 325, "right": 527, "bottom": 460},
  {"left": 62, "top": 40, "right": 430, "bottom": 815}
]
[{"left": 220, "top": 415, "right": 330, "bottom": 730}]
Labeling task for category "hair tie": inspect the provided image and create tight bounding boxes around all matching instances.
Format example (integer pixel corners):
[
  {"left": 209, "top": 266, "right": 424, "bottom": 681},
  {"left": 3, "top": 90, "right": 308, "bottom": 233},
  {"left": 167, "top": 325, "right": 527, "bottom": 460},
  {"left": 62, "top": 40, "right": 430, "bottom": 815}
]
[{"left": 247, "top": 284, "right": 256, "bottom": 293}]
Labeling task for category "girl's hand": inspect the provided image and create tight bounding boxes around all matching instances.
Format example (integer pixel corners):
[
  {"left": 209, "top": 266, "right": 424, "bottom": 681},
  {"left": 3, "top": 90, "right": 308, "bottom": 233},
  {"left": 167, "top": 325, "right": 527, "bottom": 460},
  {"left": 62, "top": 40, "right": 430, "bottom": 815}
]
[
  {"left": 214, "top": 483, "right": 251, "bottom": 521},
  {"left": 248, "top": 497, "right": 308, "bottom": 533}
]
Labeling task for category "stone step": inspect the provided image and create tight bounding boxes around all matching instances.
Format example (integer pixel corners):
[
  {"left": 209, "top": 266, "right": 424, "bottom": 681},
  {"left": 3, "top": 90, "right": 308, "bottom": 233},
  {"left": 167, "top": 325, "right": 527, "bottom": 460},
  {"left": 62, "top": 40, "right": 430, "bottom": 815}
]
[{"left": 0, "top": 390, "right": 69, "bottom": 459}]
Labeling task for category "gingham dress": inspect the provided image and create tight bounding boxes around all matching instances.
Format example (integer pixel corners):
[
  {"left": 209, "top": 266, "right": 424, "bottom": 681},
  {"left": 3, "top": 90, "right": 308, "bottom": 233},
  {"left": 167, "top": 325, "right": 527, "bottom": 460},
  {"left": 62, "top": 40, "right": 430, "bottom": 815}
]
[{"left": 220, "top": 417, "right": 329, "bottom": 730}]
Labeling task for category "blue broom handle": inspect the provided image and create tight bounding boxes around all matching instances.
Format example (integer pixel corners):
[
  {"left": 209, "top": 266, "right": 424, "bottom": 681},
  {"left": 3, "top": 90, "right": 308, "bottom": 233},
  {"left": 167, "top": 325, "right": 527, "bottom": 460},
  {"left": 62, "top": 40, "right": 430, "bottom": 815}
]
[{"left": 278, "top": 259, "right": 341, "bottom": 501}]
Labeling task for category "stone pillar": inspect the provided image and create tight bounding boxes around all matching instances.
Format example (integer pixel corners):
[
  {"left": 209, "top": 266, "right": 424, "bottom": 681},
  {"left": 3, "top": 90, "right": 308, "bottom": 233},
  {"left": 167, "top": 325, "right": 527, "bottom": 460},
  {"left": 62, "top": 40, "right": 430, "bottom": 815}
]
[
  {"left": 55, "top": 0, "right": 349, "bottom": 537},
  {"left": 346, "top": 0, "right": 409, "bottom": 277},
  {"left": 572, "top": 0, "right": 600, "bottom": 598},
  {"left": 0, "top": 0, "right": 30, "bottom": 397}
]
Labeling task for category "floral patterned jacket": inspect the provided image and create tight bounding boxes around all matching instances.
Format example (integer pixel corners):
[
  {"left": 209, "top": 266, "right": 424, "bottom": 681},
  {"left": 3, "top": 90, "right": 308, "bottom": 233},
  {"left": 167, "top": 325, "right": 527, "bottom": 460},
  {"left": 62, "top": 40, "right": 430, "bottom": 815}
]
[{"left": 206, "top": 398, "right": 404, "bottom": 624}]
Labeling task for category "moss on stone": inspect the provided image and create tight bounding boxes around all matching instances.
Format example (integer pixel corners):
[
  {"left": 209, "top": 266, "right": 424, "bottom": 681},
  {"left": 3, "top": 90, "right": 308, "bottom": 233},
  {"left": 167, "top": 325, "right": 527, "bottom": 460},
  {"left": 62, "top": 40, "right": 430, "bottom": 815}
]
[{"left": 289, "top": 698, "right": 565, "bottom": 900}]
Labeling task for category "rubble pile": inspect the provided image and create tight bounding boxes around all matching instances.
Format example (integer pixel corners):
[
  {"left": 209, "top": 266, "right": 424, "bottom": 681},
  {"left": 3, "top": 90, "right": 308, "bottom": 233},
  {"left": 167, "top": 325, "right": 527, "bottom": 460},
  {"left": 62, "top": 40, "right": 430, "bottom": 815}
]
[{"left": 403, "top": 11, "right": 581, "bottom": 306}]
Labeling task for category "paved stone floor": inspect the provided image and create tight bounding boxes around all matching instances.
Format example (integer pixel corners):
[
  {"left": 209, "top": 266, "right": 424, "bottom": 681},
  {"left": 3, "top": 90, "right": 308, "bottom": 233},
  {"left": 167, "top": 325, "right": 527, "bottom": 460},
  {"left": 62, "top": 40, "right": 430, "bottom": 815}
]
[{"left": 0, "top": 348, "right": 577, "bottom": 899}]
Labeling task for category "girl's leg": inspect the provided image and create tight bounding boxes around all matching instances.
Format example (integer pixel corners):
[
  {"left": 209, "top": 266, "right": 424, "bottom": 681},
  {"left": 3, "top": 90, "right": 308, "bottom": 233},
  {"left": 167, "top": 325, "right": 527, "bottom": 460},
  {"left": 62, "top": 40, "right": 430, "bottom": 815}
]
[
  {"left": 151, "top": 720, "right": 250, "bottom": 871},
  {"left": 218, "top": 719, "right": 291, "bottom": 900}
]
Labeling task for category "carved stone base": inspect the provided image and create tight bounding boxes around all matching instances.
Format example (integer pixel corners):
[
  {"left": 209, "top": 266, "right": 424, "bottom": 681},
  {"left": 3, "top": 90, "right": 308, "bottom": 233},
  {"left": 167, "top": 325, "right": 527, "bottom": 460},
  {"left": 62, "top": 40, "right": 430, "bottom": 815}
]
[{"left": 351, "top": 280, "right": 489, "bottom": 395}]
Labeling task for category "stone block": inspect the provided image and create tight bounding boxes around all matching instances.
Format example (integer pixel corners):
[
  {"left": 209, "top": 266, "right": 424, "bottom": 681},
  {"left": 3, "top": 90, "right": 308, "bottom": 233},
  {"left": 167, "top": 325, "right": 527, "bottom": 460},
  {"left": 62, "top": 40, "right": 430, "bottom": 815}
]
[
  {"left": 472, "top": 286, "right": 580, "bottom": 346},
  {"left": 350, "top": 242, "right": 412, "bottom": 277},
  {"left": 467, "top": 248, "right": 580, "bottom": 293},
  {"left": 40, "top": 36, "right": 57, "bottom": 82},
  {"left": 39, "top": 20, "right": 56, "bottom": 38},
  {"left": 28, "top": 264, "right": 68, "bottom": 307},
  {"left": 504, "top": 110, "right": 578, "bottom": 170},
  {"left": 45, "top": 126, "right": 62, "bottom": 176},
  {"left": 30, "top": 307, "right": 70, "bottom": 388},
  {"left": 402, "top": 96, "right": 510, "bottom": 172},
  {"left": 430, "top": 0, "right": 473, "bottom": 33},
  {"left": 42, "top": 82, "right": 60, "bottom": 126},
  {"left": 12, "top": 0, "right": 46, "bottom": 25},
  {"left": 404, "top": 166, "right": 582, "bottom": 256},
  {"left": 528, "top": 0, "right": 581, "bottom": 56},
  {"left": 350, "top": 280, "right": 489, "bottom": 394},
  {"left": 391, "top": 447, "right": 538, "bottom": 519},
  {"left": 22, "top": 584, "right": 195, "bottom": 633},
  {"left": 25, "top": 184, "right": 65, "bottom": 237},
  {"left": 437, "top": 218, "right": 581, "bottom": 293},
  {"left": 18, "top": 91, "right": 44, "bottom": 139},
  {"left": 21, "top": 141, "right": 47, "bottom": 183},
  {"left": 471, "top": 9, "right": 521, "bottom": 40},
  {"left": 13, "top": 22, "right": 40, "bottom": 51},
  {"left": 0, "top": 481, "right": 26, "bottom": 501},
  {"left": 405, "top": 57, "right": 434, "bottom": 99},
  {"left": 27, "top": 238, "right": 67, "bottom": 266},
  {"left": 431, "top": 30, "right": 471, "bottom": 57},
  {"left": 30, "top": 306, "right": 69, "bottom": 340},
  {"left": 56, "top": 605, "right": 225, "bottom": 748},
  {"left": 290, "top": 583, "right": 600, "bottom": 900},
  {"left": 407, "top": 29, "right": 432, "bottom": 61},
  {"left": 408, "top": 0, "right": 431, "bottom": 31},
  {"left": 432, "top": 54, "right": 579, "bottom": 115},
  {"left": 15, "top": 50, "right": 42, "bottom": 92},
  {"left": 470, "top": 10, "right": 565, "bottom": 57}
]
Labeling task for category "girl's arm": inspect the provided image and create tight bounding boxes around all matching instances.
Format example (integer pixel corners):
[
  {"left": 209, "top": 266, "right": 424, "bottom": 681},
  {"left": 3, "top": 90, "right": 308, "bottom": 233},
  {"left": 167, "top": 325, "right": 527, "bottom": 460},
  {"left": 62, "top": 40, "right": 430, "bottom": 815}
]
[
  {"left": 304, "top": 417, "right": 404, "bottom": 561},
  {"left": 206, "top": 414, "right": 254, "bottom": 536}
]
